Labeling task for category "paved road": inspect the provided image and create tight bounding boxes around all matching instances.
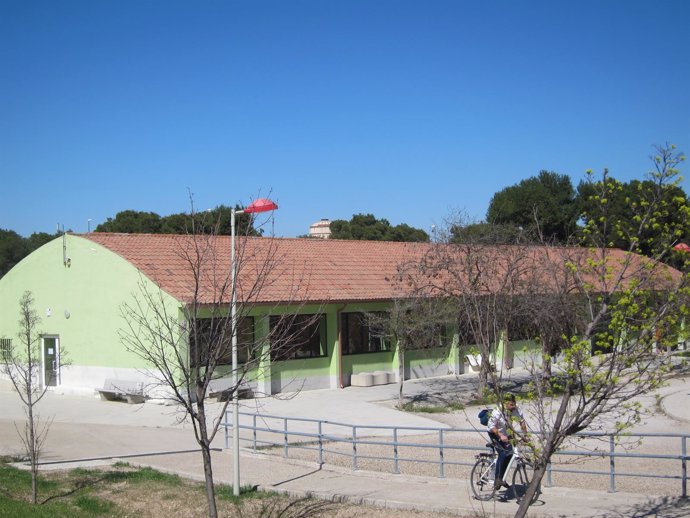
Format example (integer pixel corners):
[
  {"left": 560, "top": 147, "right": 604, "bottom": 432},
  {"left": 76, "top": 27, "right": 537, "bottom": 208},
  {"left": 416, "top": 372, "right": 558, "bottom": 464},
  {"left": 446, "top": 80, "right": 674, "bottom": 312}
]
[{"left": 1, "top": 370, "right": 689, "bottom": 517}]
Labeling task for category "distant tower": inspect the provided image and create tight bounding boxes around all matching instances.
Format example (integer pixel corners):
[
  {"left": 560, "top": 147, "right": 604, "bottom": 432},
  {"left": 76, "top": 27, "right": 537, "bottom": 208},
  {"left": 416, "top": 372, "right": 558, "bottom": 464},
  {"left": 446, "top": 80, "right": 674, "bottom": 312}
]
[{"left": 309, "top": 219, "right": 331, "bottom": 239}]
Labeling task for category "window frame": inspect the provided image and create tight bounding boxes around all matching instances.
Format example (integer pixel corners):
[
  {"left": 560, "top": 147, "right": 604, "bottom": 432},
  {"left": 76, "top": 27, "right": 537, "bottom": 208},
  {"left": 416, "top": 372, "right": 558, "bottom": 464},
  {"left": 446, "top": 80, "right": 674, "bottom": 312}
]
[
  {"left": 341, "top": 312, "right": 391, "bottom": 355},
  {"left": 0, "top": 338, "right": 11, "bottom": 362},
  {"left": 189, "top": 316, "right": 255, "bottom": 367},
  {"left": 270, "top": 313, "right": 327, "bottom": 361}
]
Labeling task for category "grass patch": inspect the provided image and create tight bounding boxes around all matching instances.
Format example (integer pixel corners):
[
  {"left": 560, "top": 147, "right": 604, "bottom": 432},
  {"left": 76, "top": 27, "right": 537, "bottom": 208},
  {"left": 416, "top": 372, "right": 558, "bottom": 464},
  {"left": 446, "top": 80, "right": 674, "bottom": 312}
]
[
  {"left": 0, "top": 459, "right": 341, "bottom": 518},
  {"left": 73, "top": 495, "right": 114, "bottom": 515},
  {"left": 399, "top": 401, "right": 465, "bottom": 413},
  {"left": 215, "top": 483, "right": 272, "bottom": 502},
  {"left": 0, "top": 457, "right": 465, "bottom": 518},
  {"left": 0, "top": 460, "right": 194, "bottom": 518},
  {"left": 466, "top": 393, "right": 497, "bottom": 407}
]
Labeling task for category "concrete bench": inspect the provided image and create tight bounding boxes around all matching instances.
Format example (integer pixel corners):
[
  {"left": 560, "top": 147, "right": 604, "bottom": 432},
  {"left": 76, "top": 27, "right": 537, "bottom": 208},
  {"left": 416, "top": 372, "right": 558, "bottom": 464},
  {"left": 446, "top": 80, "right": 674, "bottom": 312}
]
[
  {"left": 97, "top": 379, "right": 146, "bottom": 404},
  {"left": 350, "top": 371, "right": 394, "bottom": 387},
  {"left": 207, "top": 378, "right": 254, "bottom": 402},
  {"left": 466, "top": 354, "right": 496, "bottom": 373}
]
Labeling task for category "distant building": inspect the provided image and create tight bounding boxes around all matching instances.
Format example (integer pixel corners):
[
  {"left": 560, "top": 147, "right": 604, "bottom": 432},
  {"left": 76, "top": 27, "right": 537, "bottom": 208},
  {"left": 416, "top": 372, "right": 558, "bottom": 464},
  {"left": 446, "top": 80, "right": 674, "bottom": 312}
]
[{"left": 309, "top": 219, "right": 331, "bottom": 239}]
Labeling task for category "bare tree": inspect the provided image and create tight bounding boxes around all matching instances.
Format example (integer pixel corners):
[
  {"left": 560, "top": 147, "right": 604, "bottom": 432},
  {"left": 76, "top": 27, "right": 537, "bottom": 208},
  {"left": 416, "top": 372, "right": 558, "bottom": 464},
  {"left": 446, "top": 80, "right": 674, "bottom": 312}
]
[
  {"left": 403, "top": 226, "right": 537, "bottom": 397},
  {"left": 1, "top": 291, "right": 55, "bottom": 504},
  {"left": 119, "top": 203, "right": 312, "bottom": 518},
  {"left": 366, "top": 295, "right": 454, "bottom": 408}
]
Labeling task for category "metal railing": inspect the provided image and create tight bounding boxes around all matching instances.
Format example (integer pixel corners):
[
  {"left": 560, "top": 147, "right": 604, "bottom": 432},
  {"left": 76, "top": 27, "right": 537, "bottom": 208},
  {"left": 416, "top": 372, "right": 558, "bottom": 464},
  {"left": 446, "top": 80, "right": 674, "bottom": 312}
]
[{"left": 223, "top": 411, "right": 689, "bottom": 497}]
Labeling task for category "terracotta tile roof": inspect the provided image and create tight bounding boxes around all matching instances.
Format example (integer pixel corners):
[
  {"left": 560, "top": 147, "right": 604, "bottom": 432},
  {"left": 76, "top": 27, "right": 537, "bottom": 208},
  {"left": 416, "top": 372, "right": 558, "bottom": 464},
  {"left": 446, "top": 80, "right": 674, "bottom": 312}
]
[
  {"left": 80, "top": 233, "right": 682, "bottom": 306},
  {"left": 81, "top": 233, "right": 429, "bottom": 304}
]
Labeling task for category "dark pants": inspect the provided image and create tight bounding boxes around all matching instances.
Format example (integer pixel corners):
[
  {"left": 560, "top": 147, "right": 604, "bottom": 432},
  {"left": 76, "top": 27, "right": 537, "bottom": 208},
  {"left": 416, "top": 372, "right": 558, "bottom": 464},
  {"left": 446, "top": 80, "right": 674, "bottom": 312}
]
[
  {"left": 489, "top": 432, "right": 513, "bottom": 481},
  {"left": 495, "top": 440, "right": 514, "bottom": 481}
]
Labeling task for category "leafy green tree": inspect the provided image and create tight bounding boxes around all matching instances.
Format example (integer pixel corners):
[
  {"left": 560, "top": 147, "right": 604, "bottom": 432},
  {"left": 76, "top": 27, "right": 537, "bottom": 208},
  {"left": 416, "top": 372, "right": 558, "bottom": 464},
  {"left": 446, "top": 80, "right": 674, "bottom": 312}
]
[
  {"left": 576, "top": 145, "right": 689, "bottom": 259},
  {"left": 159, "top": 212, "right": 191, "bottom": 234},
  {"left": 96, "top": 210, "right": 163, "bottom": 233},
  {"left": 0, "top": 229, "right": 28, "bottom": 277},
  {"left": 97, "top": 206, "right": 260, "bottom": 237},
  {"left": 25, "top": 232, "right": 58, "bottom": 253},
  {"left": 509, "top": 145, "right": 690, "bottom": 517},
  {"left": 402, "top": 144, "right": 689, "bottom": 518},
  {"left": 386, "top": 223, "right": 429, "bottom": 242},
  {"left": 200, "top": 205, "right": 261, "bottom": 237},
  {"left": 0, "top": 231, "right": 60, "bottom": 279},
  {"left": 487, "top": 170, "right": 578, "bottom": 242},
  {"left": 330, "top": 214, "right": 429, "bottom": 242},
  {"left": 450, "top": 222, "right": 529, "bottom": 244}
]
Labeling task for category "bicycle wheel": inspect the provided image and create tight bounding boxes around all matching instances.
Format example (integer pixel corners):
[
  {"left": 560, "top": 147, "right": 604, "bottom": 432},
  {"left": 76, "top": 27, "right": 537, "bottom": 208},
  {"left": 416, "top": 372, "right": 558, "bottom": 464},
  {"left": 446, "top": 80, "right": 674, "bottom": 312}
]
[
  {"left": 470, "top": 457, "right": 496, "bottom": 501},
  {"left": 511, "top": 461, "right": 539, "bottom": 504}
]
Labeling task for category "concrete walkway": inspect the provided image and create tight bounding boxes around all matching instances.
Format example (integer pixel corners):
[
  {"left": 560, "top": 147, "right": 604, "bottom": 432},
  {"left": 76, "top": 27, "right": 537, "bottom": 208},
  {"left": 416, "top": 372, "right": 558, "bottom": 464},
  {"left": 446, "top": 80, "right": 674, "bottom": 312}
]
[{"left": 1, "top": 372, "right": 689, "bottom": 517}]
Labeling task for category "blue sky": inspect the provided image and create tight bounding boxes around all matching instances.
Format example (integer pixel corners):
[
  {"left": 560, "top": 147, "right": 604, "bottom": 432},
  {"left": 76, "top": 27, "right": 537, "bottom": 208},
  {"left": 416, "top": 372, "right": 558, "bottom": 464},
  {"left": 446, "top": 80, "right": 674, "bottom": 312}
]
[{"left": 2, "top": 0, "right": 689, "bottom": 238}]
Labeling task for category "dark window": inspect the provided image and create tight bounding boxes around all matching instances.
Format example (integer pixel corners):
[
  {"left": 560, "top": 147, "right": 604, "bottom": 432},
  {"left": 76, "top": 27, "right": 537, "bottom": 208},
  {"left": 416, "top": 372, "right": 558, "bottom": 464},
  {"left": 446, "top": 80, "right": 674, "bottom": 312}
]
[
  {"left": 407, "top": 323, "right": 449, "bottom": 350},
  {"left": 270, "top": 314, "right": 326, "bottom": 361},
  {"left": 342, "top": 312, "right": 390, "bottom": 355},
  {"left": 189, "top": 317, "right": 255, "bottom": 367}
]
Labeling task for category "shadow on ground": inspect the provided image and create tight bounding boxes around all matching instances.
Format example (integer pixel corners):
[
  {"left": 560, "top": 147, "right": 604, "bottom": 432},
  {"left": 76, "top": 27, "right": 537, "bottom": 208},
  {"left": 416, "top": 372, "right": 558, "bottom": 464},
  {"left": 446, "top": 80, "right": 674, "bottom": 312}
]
[{"left": 599, "top": 496, "right": 690, "bottom": 518}]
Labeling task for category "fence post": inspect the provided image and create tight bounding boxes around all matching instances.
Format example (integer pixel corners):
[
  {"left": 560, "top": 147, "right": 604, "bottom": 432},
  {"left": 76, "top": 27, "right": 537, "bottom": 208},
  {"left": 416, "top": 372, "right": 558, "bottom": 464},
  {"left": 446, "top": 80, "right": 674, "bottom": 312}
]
[
  {"left": 252, "top": 414, "right": 257, "bottom": 451},
  {"left": 318, "top": 421, "right": 324, "bottom": 466},
  {"left": 683, "top": 435, "right": 687, "bottom": 498},
  {"left": 283, "top": 417, "right": 289, "bottom": 458},
  {"left": 352, "top": 426, "right": 358, "bottom": 471},
  {"left": 393, "top": 428, "right": 399, "bottom": 474},
  {"left": 439, "top": 430, "right": 445, "bottom": 478},
  {"left": 608, "top": 434, "right": 616, "bottom": 493}
]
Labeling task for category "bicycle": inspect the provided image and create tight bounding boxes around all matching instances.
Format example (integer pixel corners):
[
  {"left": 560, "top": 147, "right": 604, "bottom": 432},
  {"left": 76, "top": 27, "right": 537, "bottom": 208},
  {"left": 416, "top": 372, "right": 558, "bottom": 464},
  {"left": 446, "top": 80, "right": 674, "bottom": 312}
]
[{"left": 470, "top": 441, "right": 540, "bottom": 504}]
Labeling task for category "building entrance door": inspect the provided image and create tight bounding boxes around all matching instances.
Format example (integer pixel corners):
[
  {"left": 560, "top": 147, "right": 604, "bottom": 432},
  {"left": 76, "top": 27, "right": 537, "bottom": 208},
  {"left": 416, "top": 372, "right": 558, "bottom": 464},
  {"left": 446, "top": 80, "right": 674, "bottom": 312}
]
[{"left": 42, "top": 336, "right": 59, "bottom": 387}]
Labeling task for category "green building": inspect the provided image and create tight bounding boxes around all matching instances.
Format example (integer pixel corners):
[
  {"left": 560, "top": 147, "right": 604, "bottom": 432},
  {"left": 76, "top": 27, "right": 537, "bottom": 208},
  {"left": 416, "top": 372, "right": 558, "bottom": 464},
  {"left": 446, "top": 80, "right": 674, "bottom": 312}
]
[{"left": 0, "top": 233, "right": 462, "bottom": 397}]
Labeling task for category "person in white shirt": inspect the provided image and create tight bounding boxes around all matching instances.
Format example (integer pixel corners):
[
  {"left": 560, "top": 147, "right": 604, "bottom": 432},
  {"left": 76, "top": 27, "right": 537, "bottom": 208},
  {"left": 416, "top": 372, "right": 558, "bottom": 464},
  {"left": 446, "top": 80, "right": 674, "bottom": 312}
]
[{"left": 487, "top": 393, "right": 528, "bottom": 490}]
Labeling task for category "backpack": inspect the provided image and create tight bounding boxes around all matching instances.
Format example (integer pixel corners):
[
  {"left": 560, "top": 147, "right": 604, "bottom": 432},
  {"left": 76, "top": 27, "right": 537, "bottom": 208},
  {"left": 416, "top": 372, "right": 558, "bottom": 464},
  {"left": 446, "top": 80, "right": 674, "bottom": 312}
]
[{"left": 478, "top": 408, "right": 491, "bottom": 426}]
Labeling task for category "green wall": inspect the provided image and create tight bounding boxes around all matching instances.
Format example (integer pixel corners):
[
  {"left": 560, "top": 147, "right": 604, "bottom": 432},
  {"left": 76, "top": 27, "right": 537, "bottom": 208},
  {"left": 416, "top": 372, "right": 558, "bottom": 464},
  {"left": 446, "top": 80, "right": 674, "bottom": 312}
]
[{"left": 0, "top": 235, "right": 179, "bottom": 370}]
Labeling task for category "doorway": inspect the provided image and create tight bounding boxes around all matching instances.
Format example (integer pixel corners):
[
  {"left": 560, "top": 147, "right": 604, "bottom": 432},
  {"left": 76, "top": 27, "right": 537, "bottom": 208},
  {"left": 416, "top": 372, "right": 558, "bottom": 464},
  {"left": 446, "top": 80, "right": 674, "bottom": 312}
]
[{"left": 42, "top": 336, "right": 60, "bottom": 387}]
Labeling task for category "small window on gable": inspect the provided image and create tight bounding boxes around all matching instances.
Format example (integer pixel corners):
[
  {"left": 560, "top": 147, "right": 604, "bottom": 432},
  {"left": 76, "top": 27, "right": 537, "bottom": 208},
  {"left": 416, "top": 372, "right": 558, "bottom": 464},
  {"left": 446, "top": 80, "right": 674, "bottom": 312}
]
[{"left": 0, "top": 338, "right": 11, "bottom": 361}]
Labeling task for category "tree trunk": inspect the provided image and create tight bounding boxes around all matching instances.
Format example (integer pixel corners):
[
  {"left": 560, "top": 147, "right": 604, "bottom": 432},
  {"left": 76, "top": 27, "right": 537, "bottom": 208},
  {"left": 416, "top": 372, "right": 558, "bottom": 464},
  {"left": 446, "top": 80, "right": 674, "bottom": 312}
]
[
  {"left": 514, "top": 388, "right": 572, "bottom": 518},
  {"left": 478, "top": 355, "right": 488, "bottom": 396},
  {"left": 196, "top": 403, "right": 218, "bottom": 518},
  {"left": 514, "top": 461, "right": 548, "bottom": 518},
  {"left": 28, "top": 405, "right": 37, "bottom": 505},
  {"left": 25, "top": 361, "right": 38, "bottom": 505},
  {"left": 541, "top": 350, "right": 552, "bottom": 388},
  {"left": 398, "top": 346, "right": 405, "bottom": 408},
  {"left": 201, "top": 443, "right": 218, "bottom": 518}
]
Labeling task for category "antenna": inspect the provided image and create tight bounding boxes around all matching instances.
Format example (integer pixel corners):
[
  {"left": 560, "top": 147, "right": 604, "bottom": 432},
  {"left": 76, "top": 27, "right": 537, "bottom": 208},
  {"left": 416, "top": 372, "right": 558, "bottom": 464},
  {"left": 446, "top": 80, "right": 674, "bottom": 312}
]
[{"left": 58, "top": 223, "right": 71, "bottom": 268}]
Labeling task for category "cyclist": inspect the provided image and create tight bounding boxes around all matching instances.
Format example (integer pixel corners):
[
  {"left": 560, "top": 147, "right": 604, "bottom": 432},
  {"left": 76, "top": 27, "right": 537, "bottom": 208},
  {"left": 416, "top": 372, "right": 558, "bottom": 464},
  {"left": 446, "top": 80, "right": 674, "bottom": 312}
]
[{"left": 487, "top": 393, "right": 528, "bottom": 490}]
